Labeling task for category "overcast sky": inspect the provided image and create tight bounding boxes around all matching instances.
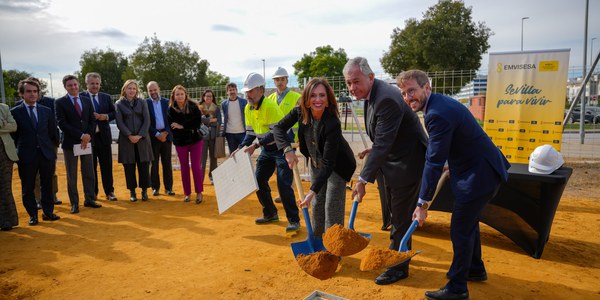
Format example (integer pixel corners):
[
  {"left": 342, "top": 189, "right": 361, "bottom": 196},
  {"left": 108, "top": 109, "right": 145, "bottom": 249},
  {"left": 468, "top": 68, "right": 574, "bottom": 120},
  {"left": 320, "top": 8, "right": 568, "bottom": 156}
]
[{"left": 1, "top": 0, "right": 598, "bottom": 97}]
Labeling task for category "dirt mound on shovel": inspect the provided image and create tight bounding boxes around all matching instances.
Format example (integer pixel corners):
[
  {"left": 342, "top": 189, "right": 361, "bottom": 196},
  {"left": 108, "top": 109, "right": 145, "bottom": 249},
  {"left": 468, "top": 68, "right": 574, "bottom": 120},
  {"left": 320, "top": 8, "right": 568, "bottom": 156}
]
[
  {"left": 296, "top": 251, "right": 339, "bottom": 280},
  {"left": 360, "top": 246, "right": 417, "bottom": 271},
  {"left": 323, "top": 224, "right": 370, "bottom": 256}
]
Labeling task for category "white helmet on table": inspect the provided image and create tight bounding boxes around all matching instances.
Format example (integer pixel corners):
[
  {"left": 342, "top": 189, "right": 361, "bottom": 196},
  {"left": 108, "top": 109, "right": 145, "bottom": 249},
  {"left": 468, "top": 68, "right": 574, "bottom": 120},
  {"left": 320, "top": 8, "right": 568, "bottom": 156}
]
[{"left": 528, "top": 144, "right": 564, "bottom": 174}]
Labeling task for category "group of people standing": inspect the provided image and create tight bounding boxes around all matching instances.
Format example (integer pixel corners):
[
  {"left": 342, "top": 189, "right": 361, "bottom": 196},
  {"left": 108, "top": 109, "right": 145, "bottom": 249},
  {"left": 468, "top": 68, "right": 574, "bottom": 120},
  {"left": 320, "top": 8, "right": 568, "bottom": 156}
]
[{"left": 1, "top": 56, "right": 511, "bottom": 300}]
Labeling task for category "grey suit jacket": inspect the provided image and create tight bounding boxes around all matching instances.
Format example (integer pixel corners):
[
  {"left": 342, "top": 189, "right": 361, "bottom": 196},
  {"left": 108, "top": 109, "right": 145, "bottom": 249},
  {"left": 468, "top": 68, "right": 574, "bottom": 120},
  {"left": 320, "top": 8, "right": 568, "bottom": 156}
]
[
  {"left": 361, "top": 79, "right": 428, "bottom": 186},
  {"left": 0, "top": 103, "right": 18, "bottom": 161},
  {"left": 115, "top": 97, "right": 153, "bottom": 164}
]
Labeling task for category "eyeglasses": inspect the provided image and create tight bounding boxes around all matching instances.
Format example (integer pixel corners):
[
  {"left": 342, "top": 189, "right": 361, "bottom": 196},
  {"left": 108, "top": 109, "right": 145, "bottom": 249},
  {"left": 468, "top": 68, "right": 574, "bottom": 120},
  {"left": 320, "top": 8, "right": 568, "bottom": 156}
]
[{"left": 401, "top": 88, "right": 418, "bottom": 98}]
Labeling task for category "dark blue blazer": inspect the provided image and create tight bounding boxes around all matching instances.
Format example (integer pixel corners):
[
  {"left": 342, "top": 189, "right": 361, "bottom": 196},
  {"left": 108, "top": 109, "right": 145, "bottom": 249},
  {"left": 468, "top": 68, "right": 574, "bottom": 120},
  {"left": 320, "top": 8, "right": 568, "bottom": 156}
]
[
  {"left": 10, "top": 102, "right": 58, "bottom": 164},
  {"left": 146, "top": 97, "right": 173, "bottom": 142},
  {"left": 55, "top": 93, "right": 96, "bottom": 150},
  {"left": 419, "top": 93, "right": 510, "bottom": 201},
  {"left": 80, "top": 91, "right": 116, "bottom": 145},
  {"left": 16, "top": 96, "right": 60, "bottom": 138},
  {"left": 221, "top": 97, "right": 247, "bottom": 133}
]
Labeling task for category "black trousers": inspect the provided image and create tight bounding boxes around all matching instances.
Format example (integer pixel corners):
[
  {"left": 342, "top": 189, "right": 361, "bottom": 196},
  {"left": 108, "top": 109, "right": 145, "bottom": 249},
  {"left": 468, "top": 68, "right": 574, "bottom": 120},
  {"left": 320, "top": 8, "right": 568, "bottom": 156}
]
[
  {"left": 150, "top": 136, "right": 173, "bottom": 191},
  {"left": 123, "top": 144, "right": 150, "bottom": 190},
  {"left": 18, "top": 150, "right": 55, "bottom": 217},
  {"left": 92, "top": 134, "right": 114, "bottom": 196}
]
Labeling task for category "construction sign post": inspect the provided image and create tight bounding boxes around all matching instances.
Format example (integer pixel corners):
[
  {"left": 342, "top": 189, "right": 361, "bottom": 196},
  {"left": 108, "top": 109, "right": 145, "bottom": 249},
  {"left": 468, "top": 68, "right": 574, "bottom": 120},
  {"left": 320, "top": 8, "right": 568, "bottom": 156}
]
[{"left": 484, "top": 49, "right": 570, "bottom": 163}]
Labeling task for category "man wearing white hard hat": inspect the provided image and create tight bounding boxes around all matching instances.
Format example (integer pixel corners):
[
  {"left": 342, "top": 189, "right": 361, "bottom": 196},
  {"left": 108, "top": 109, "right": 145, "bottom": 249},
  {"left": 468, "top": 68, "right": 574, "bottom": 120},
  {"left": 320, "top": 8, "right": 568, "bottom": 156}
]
[
  {"left": 231, "top": 72, "right": 301, "bottom": 233},
  {"left": 267, "top": 67, "right": 301, "bottom": 141}
]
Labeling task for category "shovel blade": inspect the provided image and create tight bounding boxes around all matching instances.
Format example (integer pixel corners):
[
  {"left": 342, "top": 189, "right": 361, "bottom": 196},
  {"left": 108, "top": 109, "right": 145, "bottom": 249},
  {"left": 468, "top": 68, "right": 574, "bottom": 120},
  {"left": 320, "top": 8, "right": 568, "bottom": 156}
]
[{"left": 292, "top": 238, "right": 326, "bottom": 258}]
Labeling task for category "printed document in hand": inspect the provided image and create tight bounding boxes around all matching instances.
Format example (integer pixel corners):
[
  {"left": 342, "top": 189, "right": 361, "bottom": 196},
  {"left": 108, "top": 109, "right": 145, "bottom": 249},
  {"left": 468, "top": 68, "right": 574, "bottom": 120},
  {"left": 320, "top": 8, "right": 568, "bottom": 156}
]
[
  {"left": 213, "top": 147, "right": 258, "bottom": 214},
  {"left": 73, "top": 144, "right": 92, "bottom": 156}
]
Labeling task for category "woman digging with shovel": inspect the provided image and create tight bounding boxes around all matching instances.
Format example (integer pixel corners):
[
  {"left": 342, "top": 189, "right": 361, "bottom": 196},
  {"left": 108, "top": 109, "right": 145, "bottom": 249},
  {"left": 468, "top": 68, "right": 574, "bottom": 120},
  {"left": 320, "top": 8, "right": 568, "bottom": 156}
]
[{"left": 273, "top": 77, "right": 356, "bottom": 240}]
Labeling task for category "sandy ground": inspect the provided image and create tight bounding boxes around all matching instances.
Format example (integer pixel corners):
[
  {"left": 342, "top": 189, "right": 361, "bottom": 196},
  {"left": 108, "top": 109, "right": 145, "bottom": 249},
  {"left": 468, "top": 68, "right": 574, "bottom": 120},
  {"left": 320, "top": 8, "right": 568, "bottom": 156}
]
[{"left": 1, "top": 160, "right": 599, "bottom": 300}]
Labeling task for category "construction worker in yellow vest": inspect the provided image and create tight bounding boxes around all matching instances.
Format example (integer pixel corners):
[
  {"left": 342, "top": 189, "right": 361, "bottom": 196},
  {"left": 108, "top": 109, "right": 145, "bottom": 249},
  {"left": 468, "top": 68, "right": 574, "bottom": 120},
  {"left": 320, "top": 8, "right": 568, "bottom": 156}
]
[
  {"left": 231, "top": 72, "right": 300, "bottom": 233},
  {"left": 266, "top": 67, "right": 301, "bottom": 142}
]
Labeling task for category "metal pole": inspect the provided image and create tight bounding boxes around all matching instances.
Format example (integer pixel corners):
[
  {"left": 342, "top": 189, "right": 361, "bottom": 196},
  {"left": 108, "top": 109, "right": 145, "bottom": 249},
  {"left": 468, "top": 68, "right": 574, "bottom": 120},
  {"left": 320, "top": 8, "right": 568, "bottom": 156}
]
[
  {"left": 521, "top": 17, "right": 529, "bottom": 51},
  {"left": 262, "top": 59, "right": 265, "bottom": 81},
  {"left": 0, "top": 51, "right": 5, "bottom": 104},
  {"left": 48, "top": 73, "right": 54, "bottom": 98},
  {"left": 580, "top": 0, "right": 589, "bottom": 144},
  {"left": 592, "top": 38, "right": 598, "bottom": 65}
]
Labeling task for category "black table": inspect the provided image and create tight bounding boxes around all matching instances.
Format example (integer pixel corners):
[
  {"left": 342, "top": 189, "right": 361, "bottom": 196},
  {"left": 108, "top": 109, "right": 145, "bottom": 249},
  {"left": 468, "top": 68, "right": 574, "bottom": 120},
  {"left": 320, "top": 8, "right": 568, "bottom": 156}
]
[{"left": 429, "top": 163, "right": 572, "bottom": 259}]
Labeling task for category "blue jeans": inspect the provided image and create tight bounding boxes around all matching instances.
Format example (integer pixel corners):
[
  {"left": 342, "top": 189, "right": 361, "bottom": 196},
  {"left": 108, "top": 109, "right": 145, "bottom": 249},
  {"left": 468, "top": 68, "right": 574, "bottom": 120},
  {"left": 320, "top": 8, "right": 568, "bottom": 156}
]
[
  {"left": 225, "top": 133, "right": 245, "bottom": 154},
  {"left": 254, "top": 147, "right": 299, "bottom": 223}
]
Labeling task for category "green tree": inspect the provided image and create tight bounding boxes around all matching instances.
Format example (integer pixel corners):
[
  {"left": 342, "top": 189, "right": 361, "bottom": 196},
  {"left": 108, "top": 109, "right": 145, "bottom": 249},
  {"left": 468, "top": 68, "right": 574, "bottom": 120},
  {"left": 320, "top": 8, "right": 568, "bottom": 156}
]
[
  {"left": 129, "top": 35, "right": 209, "bottom": 91},
  {"left": 76, "top": 48, "right": 129, "bottom": 95},
  {"left": 293, "top": 45, "right": 349, "bottom": 88},
  {"left": 380, "top": 0, "right": 492, "bottom": 94},
  {"left": 3, "top": 69, "right": 49, "bottom": 105},
  {"left": 206, "top": 70, "right": 229, "bottom": 87}
]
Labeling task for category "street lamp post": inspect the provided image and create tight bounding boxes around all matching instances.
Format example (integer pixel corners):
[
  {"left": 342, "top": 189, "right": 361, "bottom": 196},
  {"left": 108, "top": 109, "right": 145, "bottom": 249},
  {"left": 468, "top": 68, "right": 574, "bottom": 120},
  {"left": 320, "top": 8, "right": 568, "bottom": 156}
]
[
  {"left": 48, "top": 73, "right": 54, "bottom": 98},
  {"left": 592, "top": 38, "right": 598, "bottom": 64},
  {"left": 521, "top": 17, "right": 529, "bottom": 51},
  {"left": 262, "top": 59, "right": 265, "bottom": 81}
]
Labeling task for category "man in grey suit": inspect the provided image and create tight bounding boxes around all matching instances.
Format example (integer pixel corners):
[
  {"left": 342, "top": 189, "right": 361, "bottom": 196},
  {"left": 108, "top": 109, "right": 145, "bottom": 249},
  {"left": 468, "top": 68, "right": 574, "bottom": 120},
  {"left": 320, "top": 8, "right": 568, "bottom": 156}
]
[
  {"left": 344, "top": 57, "right": 428, "bottom": 285},
  {"left": 55, "top": 75, "right": 102, "bottom": 214}
]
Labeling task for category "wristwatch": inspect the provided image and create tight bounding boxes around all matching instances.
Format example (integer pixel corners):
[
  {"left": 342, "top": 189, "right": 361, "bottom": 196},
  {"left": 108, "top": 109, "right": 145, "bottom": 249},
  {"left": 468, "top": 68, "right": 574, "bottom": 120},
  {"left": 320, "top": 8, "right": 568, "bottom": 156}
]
[{"left": 417, "top": 201, "right": 430, "bottom": 210}]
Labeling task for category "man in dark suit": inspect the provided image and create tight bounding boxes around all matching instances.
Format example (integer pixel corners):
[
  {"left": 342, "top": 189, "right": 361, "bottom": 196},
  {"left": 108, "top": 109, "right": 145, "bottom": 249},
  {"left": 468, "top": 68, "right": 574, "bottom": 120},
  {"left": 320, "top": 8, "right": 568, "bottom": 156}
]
[
  {"left": 398, "top": 70, "right": 510, "bottom": 300},
  {"left": 146, "top": 81, "right": 174, "bottom": 196},
  {"left": 55, "top": 75, "right": 102, "bottom": 214},
  {"left": 11, "top": 79, "right": 60, "bottom": 225},
  {"left": 81, "top": 72, "right": 117, "bottom": 201},
  {"left": 15, "top": 77, "right": 62, "bottom": 207},
  {"left": 344, "top": 57, "right": 428, "bottom": 285}
]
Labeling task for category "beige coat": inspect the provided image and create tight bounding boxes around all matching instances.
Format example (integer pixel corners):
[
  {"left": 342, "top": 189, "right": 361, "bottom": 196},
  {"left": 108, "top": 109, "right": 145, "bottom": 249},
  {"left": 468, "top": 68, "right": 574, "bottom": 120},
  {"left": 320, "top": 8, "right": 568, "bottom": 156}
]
[{"left": 0, "top": 103, "right": 18, "bottom": 161}]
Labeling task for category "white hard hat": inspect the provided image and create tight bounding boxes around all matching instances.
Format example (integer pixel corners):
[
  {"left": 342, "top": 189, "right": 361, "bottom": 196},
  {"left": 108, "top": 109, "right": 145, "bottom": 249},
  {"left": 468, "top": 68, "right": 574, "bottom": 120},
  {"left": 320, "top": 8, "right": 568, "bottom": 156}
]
[
  {"left": 241, "top": 72, "right": 265, "bottom": 92},
  {"left": 528, "top": 144, "right": 564, "bottom": 174},
  {"left": 272, "top": 67, "right": 288, "bottom": 79}
]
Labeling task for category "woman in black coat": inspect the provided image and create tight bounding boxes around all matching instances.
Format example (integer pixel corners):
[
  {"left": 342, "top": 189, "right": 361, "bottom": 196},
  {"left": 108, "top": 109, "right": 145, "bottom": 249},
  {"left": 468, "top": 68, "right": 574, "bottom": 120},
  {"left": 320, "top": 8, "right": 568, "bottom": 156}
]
[{"left": 273, "top": 78, "right": 356, "bottom": 237}]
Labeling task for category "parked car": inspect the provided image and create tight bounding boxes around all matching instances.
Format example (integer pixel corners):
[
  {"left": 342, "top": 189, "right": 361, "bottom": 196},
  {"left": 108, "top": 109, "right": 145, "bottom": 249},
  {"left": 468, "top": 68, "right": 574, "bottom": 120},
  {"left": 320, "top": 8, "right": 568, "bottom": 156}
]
[
  {"left": 566, "top": 106, "right": 600, "bottom": 124},
  {"left": 109, "top": 120, "right": 119, "bottom": 142}
]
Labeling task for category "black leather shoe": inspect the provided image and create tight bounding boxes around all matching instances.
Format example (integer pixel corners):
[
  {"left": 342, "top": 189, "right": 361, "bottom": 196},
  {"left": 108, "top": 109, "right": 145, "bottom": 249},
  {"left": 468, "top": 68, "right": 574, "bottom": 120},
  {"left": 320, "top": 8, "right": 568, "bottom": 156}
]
[
  {"left": 42, "top": 213, "right": 61, "bottom": 221},
  {"left": 425, "top": 288, "right": 469, "bottom": 300},
  {"left": 84, "top": 201, "right": 102, "bottom": 208},
  {"left": 0, "top": 226, "right": 12, "bottom": 231},
  {"left": 141, "top": 190, "right": 148, "bottom": 201},
  {"left": 152, "top": 189, "right": 160, "bottom": 196},
  {"left": 71, "top": 205, "right": 79, "bottom": 214},
  {"left": 36, "top": 202, "right": 42, "bottom": 210},
  {"left": 166, "top": 190, "right": 175, "bottom": 196},
  {"left": 130, "top": 191, "right": 137, "bottom": 202},
  {"left": 54, "top": 198, "right": 62, "bottom": 205},
  {"left": 106, "top": 192, "right": 117, "bottom": 201},
  {"left": 374, "top": 268, "right": 408, "bottom": 285},
  {"left": 29, "top": 216, "right": 39, "bottom": 225},
  {"left": 447, "top": 271, "right": 487, "bottom": 282}
]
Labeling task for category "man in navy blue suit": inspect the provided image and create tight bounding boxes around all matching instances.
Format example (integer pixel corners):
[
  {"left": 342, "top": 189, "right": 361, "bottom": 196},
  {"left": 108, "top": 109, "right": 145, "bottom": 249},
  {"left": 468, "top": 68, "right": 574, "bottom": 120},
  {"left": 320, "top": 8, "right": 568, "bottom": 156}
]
[
  {"left": 146, "top": 81, "right": 174, "bottom": 196},
  {"left": 398, "top": 70, "right": 510, "bottom": 300},
  {"left": 55, "top": 75, "right": 102, "bottom": 214},
  {"left": 81, "top": 72, "right": 117, "bottom": 201},
  {"left": 15, "top": 77, "right": 62, "bottom": 207},
  {"left": 11, "top": 79, "right": 60, "bottom": 225}
]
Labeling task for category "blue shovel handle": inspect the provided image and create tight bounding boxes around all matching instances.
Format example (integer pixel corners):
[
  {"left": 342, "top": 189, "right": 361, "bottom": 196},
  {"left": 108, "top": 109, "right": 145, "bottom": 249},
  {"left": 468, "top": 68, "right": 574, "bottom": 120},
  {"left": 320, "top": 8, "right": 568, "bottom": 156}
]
[
  {"left": 348, "top": 198, "right": 359, "bottom": 230},
  {"left": 302, "top": 207, "right": 316, "bottom": 251},
  {"left": 399, "top": 220, "right": 419, "bottom": 252}
]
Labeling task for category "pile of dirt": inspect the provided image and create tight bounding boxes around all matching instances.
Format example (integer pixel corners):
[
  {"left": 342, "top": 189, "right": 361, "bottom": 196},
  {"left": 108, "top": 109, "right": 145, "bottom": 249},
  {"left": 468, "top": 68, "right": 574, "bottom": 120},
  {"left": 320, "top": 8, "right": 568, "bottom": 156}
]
[
  {"left": 296, "top": 251, "right": 339, "bottom": 280},
  {"left": 360, "top": 246, "right": 417, "bottom": 271},
  {"left": 323, "top": 224, "right": 370, "bottom": 256}
]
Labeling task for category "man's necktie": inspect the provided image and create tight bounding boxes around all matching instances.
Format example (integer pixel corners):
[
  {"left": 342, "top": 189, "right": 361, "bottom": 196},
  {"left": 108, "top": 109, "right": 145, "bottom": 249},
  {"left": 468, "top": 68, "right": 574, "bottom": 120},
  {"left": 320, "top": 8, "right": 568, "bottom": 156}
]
[
  {"left": 74, "top": 96, "right": 82, "bottom": 117},
  {"left": 92, "top": 94, "right": 100, "bottom": 112},
  {"left": 28, "top": 105, "right": 37, "bottom": 128}
]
